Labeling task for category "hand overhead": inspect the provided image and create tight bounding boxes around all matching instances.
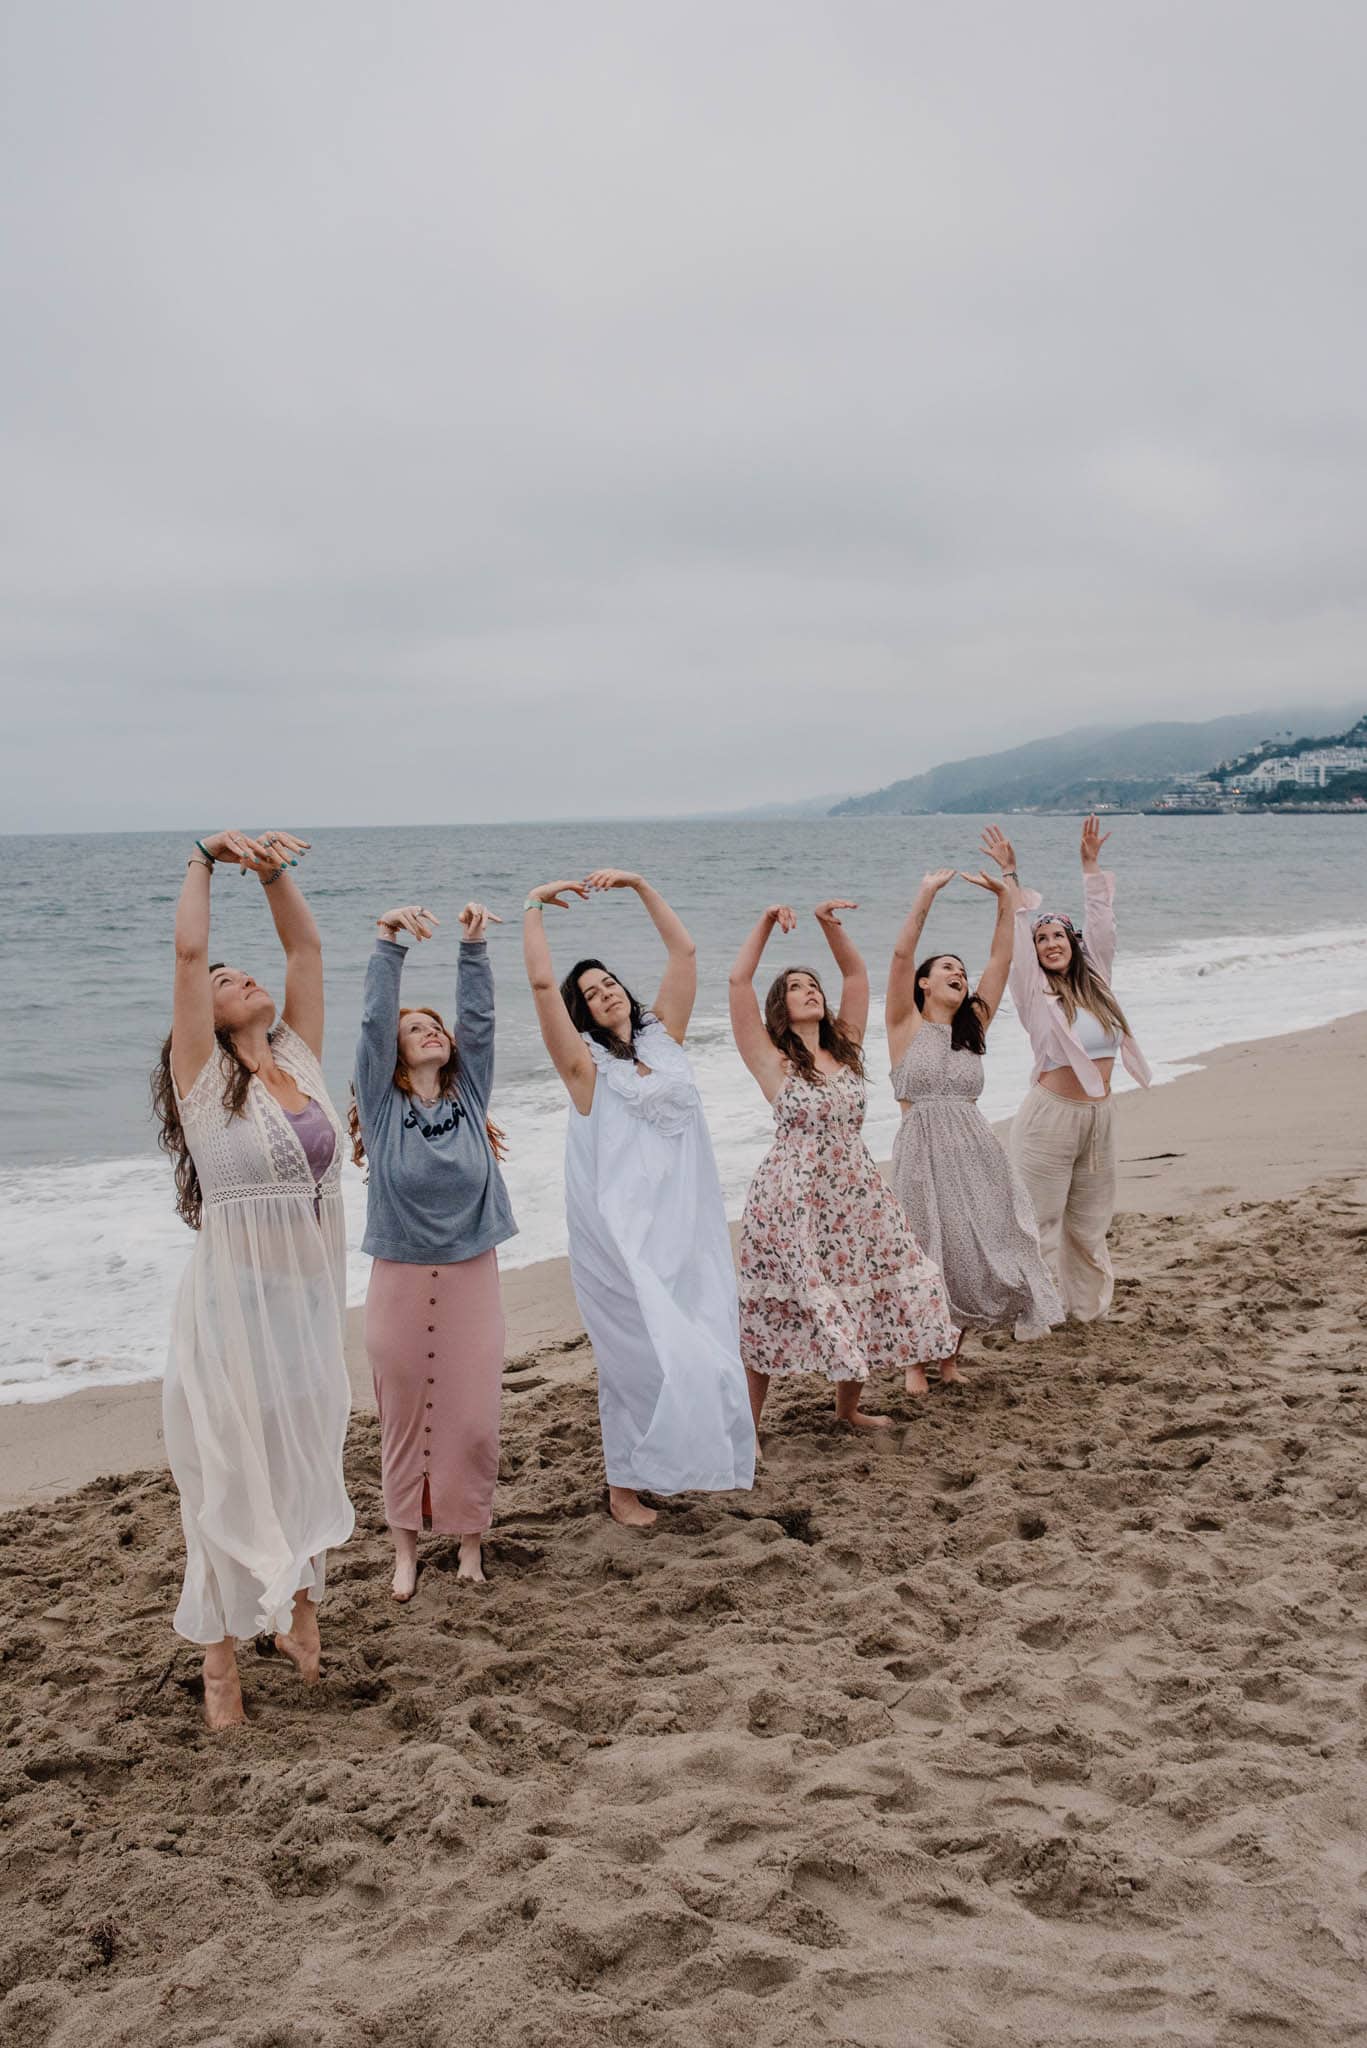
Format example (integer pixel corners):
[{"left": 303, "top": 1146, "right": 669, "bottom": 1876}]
[
  {"left": 376, "top": 906, "right": 438, "bottom": 943},
  {"left": 459, "top": 901, "right": 503, "bottom": 943}
]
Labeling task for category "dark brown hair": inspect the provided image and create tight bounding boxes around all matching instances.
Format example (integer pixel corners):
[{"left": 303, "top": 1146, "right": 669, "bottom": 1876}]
[
  {"left": 914, "top": 954, "right": 987, "bottom": 1057},
  {"left": 152, "top": 1023, "right": 261, "bottom": 1231},
  {"left": 559, "top": 958, "right": 646, "bottom": 1063},
  {"left": 347, "top": 1005, "right": 507, "bottom": 1168},
  {"left": 762, "top": 965, "right": 864, "bottom": 1085}
]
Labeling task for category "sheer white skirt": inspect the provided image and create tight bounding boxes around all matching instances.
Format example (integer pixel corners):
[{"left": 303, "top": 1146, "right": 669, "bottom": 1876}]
[{"left": 163, "top": 1191, "right": 355, "bottom": 1644}]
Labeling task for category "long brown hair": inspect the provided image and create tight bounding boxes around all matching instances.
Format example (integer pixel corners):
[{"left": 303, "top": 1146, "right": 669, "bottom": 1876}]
[
  {"left": 151, "top": 1025, "right": 261, "bottom": 1231},
  {"left": 1037, "top": 929, "right": 1131, "bottom": 1037},
  {"left": 762, "top": 966, "right": 865, "bottom": 1085},
  {"left": 348, "top": 1005, "right": 507, "bottom": 1168}
]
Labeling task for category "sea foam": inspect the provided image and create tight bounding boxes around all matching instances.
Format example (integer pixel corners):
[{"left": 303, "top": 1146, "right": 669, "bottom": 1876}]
[{"left": 2, "top": 919, "right": 1365, "bottom": 1402}]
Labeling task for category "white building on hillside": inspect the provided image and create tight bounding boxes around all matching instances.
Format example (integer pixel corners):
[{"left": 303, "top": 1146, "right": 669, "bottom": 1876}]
[{"left": 1241, "top": 746, "right": 1367, "bottom": 791}]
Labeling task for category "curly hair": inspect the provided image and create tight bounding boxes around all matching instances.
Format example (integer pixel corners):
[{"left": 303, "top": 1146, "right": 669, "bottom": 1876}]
[
  {"left": 347, "top": 1005, "right": 507, "bottom": 1170},
  {"left": 559, "top": 958, "right": 647, "bottom": 1062},
  {"left": 762, "top": 965, "right": 865, "bottom": 1084},
  {"left": 913, "top": 954, "right": 987, "bottom": 1057},
  {"left": 151, "top": 1024, "right": 261, "bottom": 1231}
]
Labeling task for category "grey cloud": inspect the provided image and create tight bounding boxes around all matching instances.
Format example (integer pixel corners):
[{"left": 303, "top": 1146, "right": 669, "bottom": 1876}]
[{"left": 2, "top": 1, "right": 1364, "bottom": 829}]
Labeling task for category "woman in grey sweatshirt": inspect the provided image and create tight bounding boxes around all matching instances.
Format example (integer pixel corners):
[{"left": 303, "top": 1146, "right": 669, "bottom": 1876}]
[{"left": 352, "top": 901, "right": 517, "bottom": 1600}]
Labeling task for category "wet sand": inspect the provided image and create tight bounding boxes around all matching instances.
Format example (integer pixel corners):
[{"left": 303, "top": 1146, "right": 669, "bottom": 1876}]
[{"left": 1, "top": 1014, "right": 1364, "bottom": 2045}]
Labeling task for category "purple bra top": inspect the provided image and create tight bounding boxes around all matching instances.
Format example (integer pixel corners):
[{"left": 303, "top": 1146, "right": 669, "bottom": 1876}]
[{"left": 284, "top": 1096, "right": 336, "bottom": 1185}]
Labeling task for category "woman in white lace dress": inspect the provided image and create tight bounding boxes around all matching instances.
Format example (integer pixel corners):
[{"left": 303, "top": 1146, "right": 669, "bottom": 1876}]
[
  {"left": 522, "top": 868, "right": 754, "bottom": 1527},
  {"left": 152, "top": 829, "right": 355, "bottom": 1729}
]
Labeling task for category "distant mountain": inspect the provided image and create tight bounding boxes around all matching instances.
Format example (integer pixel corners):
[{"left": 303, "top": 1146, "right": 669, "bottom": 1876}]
[{"left": 830, "top": 706, "right": 1355, "bottom": 816}]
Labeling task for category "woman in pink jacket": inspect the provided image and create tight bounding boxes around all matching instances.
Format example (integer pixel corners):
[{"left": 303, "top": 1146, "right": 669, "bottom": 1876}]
[{"left": 979, "top": 816, "right": 1151, "bottom": 1321}]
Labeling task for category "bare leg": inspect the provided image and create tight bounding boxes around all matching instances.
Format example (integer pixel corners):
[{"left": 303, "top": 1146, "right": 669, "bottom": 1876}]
[
  {"left": 202, "top": 1637, "right": 246, "bottom": 1730},
  {"left": 274, "top": 1587, "right": 322, "bottom": 1684},
  {"left": 746, "top": 1365, "right": 770, "bottom": 1433},
  {"left": 904, "top": 1364, "right": 930, "bottom": 1396},
  {"left": 391, "top": 1525, "right": 418, "bottom": 1603},
  {"left": 457, "top": 1533, "right": 486, "bottom": 1583},
  {"left": 609, "top": 1486, "right": 658, "bottom": 1528},
  {"left": 834, "top": 1379, "right": 894, "bottom": 1431}
]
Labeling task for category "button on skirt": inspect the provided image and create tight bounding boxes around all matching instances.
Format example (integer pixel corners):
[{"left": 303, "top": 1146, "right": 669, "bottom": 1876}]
[{"left": 364, "top": 1249, "right": 504, "bottom": 1534}]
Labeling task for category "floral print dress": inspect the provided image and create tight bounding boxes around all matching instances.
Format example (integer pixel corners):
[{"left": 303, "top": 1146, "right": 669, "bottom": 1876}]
[{"left": 739, "top": 1064, "right": 958, "bottom": 1381}]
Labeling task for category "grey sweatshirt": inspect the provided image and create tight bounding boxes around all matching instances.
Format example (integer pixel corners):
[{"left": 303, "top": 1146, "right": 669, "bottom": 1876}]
[{"left": 354, "top": 938, "right": 517, "bottom": 1265}]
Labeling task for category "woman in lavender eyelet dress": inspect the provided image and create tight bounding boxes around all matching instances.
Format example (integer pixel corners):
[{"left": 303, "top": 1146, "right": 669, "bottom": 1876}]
[
  {"left": 731, "top": 898, "right": 959, "bottom": 1433},
  {"left": 152, "top": 828, "right": 354, "bottom": 1733},
  {"left": 886, "top": 869, "right": 1063, "bottom": 1363}
]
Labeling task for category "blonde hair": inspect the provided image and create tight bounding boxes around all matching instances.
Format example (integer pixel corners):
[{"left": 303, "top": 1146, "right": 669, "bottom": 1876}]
[{"left": 1038, "top": 931, "right": 1131, "bottom": 1038}]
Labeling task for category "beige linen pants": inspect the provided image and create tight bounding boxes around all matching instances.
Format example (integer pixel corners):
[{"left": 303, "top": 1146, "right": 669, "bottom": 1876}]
[{"left": 1010, "top": 1085, "right": 1116, "bottom": 1321}]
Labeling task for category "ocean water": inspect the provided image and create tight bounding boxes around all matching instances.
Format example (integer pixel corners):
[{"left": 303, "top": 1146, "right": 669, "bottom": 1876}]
[{"left": 2, "top": 815, "right": 1364, "bottom": 1404}]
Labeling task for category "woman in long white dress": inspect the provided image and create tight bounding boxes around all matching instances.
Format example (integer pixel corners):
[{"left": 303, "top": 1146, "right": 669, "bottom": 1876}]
[
  {"left": 152, "top": 828, "right": 355, "bottom": 1728},
  {"left": 522, "top": 867, "right": 755, "bottom": 1527}
]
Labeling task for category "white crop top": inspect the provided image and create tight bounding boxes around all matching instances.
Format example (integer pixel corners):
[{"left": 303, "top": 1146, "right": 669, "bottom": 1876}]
[{"left": 1042, "top": 1006, "right": 1123, "bottom": 1070}]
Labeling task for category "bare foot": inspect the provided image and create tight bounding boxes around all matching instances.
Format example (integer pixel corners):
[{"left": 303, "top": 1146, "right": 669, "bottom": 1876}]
[
  {"left": 202, "top": 1645, "right": 245, "bottom": 1730},
  {"left": 457, "top": 1534, "right": 486, "bottom": 1584},
  {"left": 844, "top": 1409, "right": 895, "bottom": 1431},
  {"left": 608, "top": 1486, "right": 657, "bottom": 1529},
  {"left": 391, "top": 1527, "right": 418, "bottom": 1603},
  {"left": 274, "top": 1592, "right": 322, "bottom": 1685},
  {"left": 940, "top": 1358, "right": 963, "bottom": 1384},
  {"left": 904, "top": 1366, "right": 930, "bottom": 1396}
]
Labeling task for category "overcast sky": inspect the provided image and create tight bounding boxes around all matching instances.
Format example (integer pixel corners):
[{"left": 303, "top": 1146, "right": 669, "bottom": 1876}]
[{"left": 2, "top": 2, "right": 1363, "bottom": 830}]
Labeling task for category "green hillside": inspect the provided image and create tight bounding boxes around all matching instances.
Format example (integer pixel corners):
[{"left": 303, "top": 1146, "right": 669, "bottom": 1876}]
[{"left": 831, "top": 706, "right": 1353, "bottom": 816}]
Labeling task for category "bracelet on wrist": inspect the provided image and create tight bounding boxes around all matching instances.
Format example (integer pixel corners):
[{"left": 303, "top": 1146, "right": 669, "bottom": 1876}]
[
  {"left": 261, "top": 865, "right": 287, "bottom": 887},
  {"left": 188, "top": 853, "right": 214, "bottom": 873},
  {"left": 523, "top": 896, "right": 545, "bottom": 913},
  {"left": 194, "top": 840, "right": 217, "bottom": 866}
]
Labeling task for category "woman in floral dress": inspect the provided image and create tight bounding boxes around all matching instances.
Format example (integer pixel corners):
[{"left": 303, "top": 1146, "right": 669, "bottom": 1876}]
[{"left": 729, "top": 900, "right": 959, "bottom": 1431}]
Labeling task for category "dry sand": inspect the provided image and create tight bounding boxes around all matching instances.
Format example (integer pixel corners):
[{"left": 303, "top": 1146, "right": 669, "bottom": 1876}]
[{"left": 1, "top": 1015, "right": 1364, "bottom": 2046}]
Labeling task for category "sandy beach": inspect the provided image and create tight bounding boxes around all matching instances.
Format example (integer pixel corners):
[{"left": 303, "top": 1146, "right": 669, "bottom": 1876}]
[{"left": 1, "top": 1014, "right": 1364, "bottom": 2045}]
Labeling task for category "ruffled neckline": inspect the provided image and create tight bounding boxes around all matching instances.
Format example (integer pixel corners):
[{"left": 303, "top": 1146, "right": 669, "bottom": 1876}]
[{"left": 584, "top": 1020, "right": 699, "bottom": 1137}]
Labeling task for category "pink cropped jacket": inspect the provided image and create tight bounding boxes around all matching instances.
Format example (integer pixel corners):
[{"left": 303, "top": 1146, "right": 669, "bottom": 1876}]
[{"left": 1008, "top": 870, "right": 1152, "bottom": 1098}]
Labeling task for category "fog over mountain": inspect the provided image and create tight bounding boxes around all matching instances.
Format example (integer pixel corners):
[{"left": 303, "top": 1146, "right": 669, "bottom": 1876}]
[
  {"left": 2, "top": 4, "right": 1365, "bottom": 830},
  {"left": 832, "top": 703, "right": 1358, "bottom": 816}
]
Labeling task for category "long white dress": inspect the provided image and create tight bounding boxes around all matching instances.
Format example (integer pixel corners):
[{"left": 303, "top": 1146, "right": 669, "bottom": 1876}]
[
  {"left": 164, "top": 1025, "right": 355, "bottom": 1644},
  {"left": 564, "top": 1018, "right": 755, "bottom": 1496}
]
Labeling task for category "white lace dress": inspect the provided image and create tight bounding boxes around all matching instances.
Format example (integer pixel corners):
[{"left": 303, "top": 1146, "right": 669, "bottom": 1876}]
[
  {"left": 164, "top": 1025, "right": 355, "bottom": 1644},
  {"left": 564, "top": 1018, "right": 755, "bottom": 1496}
]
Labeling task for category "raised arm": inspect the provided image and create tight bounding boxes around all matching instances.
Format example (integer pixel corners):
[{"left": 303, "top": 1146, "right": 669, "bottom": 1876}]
[
  {"left": 253, "top": 832, "right": 323, "bottom": 1057},
  {"left": 980, "top": 824, "right": 1044, "bottom": 1028},
  {"left": 886, "top": 869, "right": 955, "bottom": 1062},
  {"left": 958, "top": 870, "right": 1014, "bottom": 1024},
  {"left": 523, "top": 883, "right": 595, "bottom": 1114},
  {"left": 583, "top": 869, "right": 697, "bottom": 1044},
  {"left": 454, "top": 901, "right": 503, "bottom": 1110},
  {"left": 169, "top": 828, "right": 276, "bottom": 1099},
  {"left": 729, "top": 905, "right": 794, "bottom": 1097},
  {"left": 355, "top": 906, "right": 435, "bottom": 1114},
  {"left": 814, "top": 900, "right": 869, "bottom": 1043},
  {"left": 1079, "top": 814, "right": 1117, "bottom": 981}
]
